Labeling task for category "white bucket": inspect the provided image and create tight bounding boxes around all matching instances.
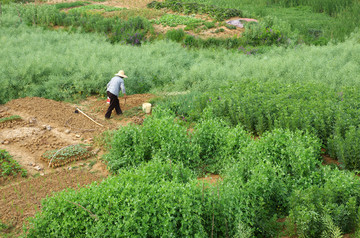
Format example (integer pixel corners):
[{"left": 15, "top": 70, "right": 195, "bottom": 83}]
[{"left": 142, "top": 103, "right": 152, "bottom": 114}]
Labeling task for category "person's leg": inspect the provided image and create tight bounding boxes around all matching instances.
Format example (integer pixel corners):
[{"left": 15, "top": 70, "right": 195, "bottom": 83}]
[
  {"left": 114, "top": 97, "right": 122, "bottom": 115},
  {"left": 105, "top": 91, "right": 117, "bottom": 118}
]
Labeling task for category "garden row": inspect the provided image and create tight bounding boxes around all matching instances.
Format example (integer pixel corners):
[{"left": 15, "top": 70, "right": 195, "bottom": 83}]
[
  {"left": 156, "top": 78, "right": 360, "bottom": 170},
  {"left": 26, "top": 110, "right": 360, "bottom": 237}
]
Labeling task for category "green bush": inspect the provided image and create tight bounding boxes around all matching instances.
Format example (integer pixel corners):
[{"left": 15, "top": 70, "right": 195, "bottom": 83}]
[
  {"left": 26, "top": 160, "right": 209, "bottom": 237},
  {"left": 104, "top": 109, "right": 202, "bottom": 173},
  {"left": 288, "top": 168, "right": 360, "bottom": 237},
  {"left": 328, "top": 126, "right": 360, "bottom": 170}
]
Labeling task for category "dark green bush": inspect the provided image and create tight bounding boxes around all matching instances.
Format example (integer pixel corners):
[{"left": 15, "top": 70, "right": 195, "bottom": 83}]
[
  {"left": 165, "top": 28, "right": 185, "bottom": 42},
  {"left": 104, "top": 109, "right": 202, "bottom": 173},
  {"left": 288, "top": 168, "right": 360, "bottom": 237}
]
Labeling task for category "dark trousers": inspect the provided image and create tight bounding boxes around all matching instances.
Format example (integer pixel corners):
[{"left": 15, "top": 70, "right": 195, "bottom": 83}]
[{"left": 105, "top": 91, "right": 122, "bottom": 118}]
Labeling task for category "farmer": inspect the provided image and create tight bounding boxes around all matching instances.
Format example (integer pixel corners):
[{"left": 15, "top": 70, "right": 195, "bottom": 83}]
[{"left": 105, "top": 70, "right": 127, "bottom": 119}]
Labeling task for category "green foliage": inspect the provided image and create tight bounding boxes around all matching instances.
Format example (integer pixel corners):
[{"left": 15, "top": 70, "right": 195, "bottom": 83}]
[
  {"left": 25, "top": 160, "right": 208, "bottom": 237},
  {"left": 266, "top": 0, "right": 357, "bottom": 17},
  {"left": 176, "top": 0, "right": 359, "bottom": 43},
  {"left": 242, "top": 17, "right": 290, "bottom": 46},
  {"left": 103, "top": 109, "right": 201, "bottom": 173},
  {"left": 204, "top": 21, "right": 215, "bottom": 29},
  {"left": 320, "top": 215, "right": 342, "bottom": 238},
  {"left": 328, "top": 126, "right": 360, "bottom": 170},
  {"left": 191, "top": 118, "right": 231, "bottom": 173},
  {"left": 0, "top": 149, "right": 27, "bottom": 178},
  {"left": 288, "top": 168, "right": 360, "bottom": 237},
  {"left": 0, "top": 115, "right": 21, "bottom": 123},
  {"left": 147, "top": 0, "right": 243, "bottom": 21}
]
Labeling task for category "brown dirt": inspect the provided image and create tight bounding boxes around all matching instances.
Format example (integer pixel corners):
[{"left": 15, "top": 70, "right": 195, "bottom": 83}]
[
  {"left": 198, "top": 174, "right": 222, "bottom": 185},
  {"left": 0, "top": 94, "right": 155, "bottom": 236}
]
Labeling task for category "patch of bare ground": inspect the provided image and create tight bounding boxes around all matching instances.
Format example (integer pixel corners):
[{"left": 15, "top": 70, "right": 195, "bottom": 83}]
[{"left": 197, "top": 174, "right": 222, "bottom": 185}]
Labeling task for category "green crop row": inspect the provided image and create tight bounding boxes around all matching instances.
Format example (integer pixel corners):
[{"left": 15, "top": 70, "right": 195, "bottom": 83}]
[
  {"left": 0, "top": 149, "right": 27, "bottom": 178},
  {"left": 26, "top": 124, "right": 360, "bottom": 237},
  {"left": 67, "top": 4, "right": 125, "bottom": 14},
  {"left": 157, "top": 77, "right": 360, "bottom": 170},
  {"left": 147, "top": 0, "right": 243, "bottom": 21}
]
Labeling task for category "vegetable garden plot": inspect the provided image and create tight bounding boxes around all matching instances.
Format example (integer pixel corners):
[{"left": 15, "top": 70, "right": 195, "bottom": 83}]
[{"left": 41, "top": 144, "right": 94, "bottom": 168}]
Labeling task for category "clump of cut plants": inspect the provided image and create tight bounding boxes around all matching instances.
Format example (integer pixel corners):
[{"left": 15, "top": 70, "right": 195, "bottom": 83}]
[
  {"left": 0, "top": 149, "right": 27, "bottom": 178},
  {"left": 0, "top": 115, "right": 21, "bottom": 123},
  {"left": 41, "top": 144, "right": 93, "bottom": 168},
  {"left": 152, "top": 14, "right": 204, "bottom": 27},
  {"left": 54, "top": 1, "right": 91, "bottom": 10},
  {"left": 147, "top": 0, "right": 243, "bottom": 21}
]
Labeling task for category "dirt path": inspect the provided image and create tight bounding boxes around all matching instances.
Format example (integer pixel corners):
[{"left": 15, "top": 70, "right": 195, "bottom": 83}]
[{"left": 0, "top": 94, "right": 155, "bottom": 236}]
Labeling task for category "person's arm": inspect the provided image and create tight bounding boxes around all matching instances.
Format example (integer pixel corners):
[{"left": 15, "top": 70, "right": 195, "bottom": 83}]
[{"left": 120, "top": 79, "right": 126, "bottom": 98}]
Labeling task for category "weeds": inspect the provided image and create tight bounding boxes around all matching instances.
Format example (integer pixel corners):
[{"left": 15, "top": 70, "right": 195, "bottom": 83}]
[{"left": 0, "top": 150, "right": 27, "bottom": 178}]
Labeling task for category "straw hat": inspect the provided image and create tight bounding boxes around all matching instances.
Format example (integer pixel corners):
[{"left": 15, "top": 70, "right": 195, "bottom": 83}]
[{"left": 115, "top": 70, "right": 128, "bottom": 78}]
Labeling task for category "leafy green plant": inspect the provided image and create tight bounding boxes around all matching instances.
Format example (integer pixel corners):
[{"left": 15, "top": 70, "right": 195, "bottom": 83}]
[{"left": 0, "top": 149, "right": 27, "bottom": 178}]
